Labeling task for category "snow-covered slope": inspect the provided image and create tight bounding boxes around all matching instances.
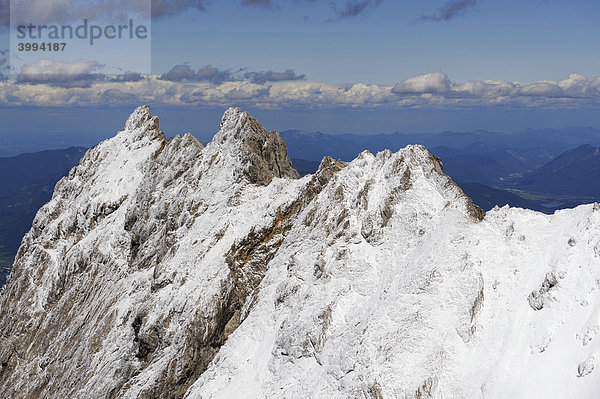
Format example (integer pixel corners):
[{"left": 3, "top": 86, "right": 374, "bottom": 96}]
[{"left": 0, "top": 106, "right": 599, "bottom": 399}]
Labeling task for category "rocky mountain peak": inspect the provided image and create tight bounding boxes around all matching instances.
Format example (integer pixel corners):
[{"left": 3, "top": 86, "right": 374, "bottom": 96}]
[
  {"left": 1, "top": 106, "right": 599, "bottom": 398},
  {"left": 121, "top": 105, "right": 164, "bottom": 142},
  {"left": 211, "top": 107, "right": 300, "bottom": 185}
]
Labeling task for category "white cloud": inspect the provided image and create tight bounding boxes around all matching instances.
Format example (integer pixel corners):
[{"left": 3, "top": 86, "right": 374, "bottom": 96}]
[
  {"left": 17, "top": 59, "right": 104, "bottom": 87},
  {"left": 392, "top": 72, "right": 449, "bottom": 94},
  {"left": 451, "top": 80, "right": 514, "bottom": 98},
  {"left": 1, "top": 72, "right": 599, "bottom": 110},
  {"left": 20, "top": 59, "right": 102, "bottom": 77},
  {"left": 447, "top": 75, "right": 600, "bottom": 102},
  {"left": 517, "top": 81, "right": 563, "bottom": 97},
  {"left": 558, "top": 73, "right": 598, "bottom": 97}
]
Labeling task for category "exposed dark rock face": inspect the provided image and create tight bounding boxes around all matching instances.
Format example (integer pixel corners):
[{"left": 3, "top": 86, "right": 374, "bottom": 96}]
[
  {"left": 215, "top": 107, "right": 300, "bottom": 185},
  {"left": 528, "top": 271, "right": 560, "bottom": 311}
]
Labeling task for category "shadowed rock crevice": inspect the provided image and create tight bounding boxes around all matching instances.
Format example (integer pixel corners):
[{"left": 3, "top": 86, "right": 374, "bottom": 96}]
[
  {"left": 227, "top": 156, "right": 346, "bottom": 306},
  {"left": 528, "top": 271, "right": 560, "bottom": 311}
]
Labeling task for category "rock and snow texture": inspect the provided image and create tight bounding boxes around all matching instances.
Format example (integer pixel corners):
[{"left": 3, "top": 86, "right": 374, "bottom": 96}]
[{"left": 0, "top": 106, "right": 599, "bottom": 399}]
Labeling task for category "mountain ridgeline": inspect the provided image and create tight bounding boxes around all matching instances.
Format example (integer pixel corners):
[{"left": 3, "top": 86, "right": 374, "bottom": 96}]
[
  {"left": 1, "top": 107, "right": 600, "bottom": 398},
  {"left": 1, "top": 123, "right": 598, "bottom": 284},
  {"left": 282, "top": 130, "right": 600, "bottom": 212}
]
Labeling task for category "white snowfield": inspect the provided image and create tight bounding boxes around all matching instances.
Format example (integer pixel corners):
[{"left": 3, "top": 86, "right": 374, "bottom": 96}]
[{"left": 0, "top": 106, "right": 599, "bottom": 399}]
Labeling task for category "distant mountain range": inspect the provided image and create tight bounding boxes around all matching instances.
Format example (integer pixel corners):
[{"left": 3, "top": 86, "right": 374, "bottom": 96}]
[
  {"left": 516, "top": 144, "right": 600, "bottom": 197},
  {"left": 280, "top": 127, "right": 600, "bottom": 162},
  {"left": 283, "top": 128, "right": 600, "bottom": 213},
  {"left": 430, "top": 145, "right": 555, "bottom": 185}
]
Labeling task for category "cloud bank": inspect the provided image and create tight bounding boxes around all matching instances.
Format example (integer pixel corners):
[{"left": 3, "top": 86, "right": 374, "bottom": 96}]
[
  {"left": 392, "top": 71, "right": 449, "bottom": 94},
  {"left": 158, "top": 64, "right": 305, "bottom": 84},
  {"left": 1, "top": 66, "right": 599, "bottom": 110}
]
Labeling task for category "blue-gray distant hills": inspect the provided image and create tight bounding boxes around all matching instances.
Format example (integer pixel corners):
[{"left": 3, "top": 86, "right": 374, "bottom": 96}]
[
  {"left": 516, "top": 144, "right": 600, "bottom": 197},
  {"left": 0, "top": 147, "right": 86, "bottom": 286},
  {"left": 281, "top": 127, "right": 600, "bottom": 163},
  {"left": 282, "top": 127, "right": 600, "bottom": 215}
]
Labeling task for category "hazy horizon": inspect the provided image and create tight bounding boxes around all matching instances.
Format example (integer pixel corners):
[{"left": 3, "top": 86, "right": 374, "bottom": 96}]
[{"left": 1, "top": 1, "right": 598, "bottom": 146}]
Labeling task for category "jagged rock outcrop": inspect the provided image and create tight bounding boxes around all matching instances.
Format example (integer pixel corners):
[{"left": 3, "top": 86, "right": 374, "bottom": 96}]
[
  {"left": 0, "top": 106, "right": 599, "bottom": 399},
  {"left": 215, "top": 107, "right": 299, "bottom": 185}
]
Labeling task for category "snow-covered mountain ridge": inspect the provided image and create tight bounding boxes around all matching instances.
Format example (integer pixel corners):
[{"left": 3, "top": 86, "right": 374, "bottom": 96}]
[{"left": 0, "top": 106, "right": 599, "bottom": 398}]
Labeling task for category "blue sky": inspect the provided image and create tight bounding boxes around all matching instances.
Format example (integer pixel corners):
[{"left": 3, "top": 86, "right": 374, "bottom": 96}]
[
  {"left": 0, "top": 0, "right": 599, "bottom": 144},
  {"left": 150, "top": 0, "right": 600, "bottom": 84}
]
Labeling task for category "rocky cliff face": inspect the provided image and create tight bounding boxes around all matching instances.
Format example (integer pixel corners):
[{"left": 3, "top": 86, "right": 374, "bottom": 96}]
[{"left": 1, "top": 106, "right": 599, "bottom": 398}]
